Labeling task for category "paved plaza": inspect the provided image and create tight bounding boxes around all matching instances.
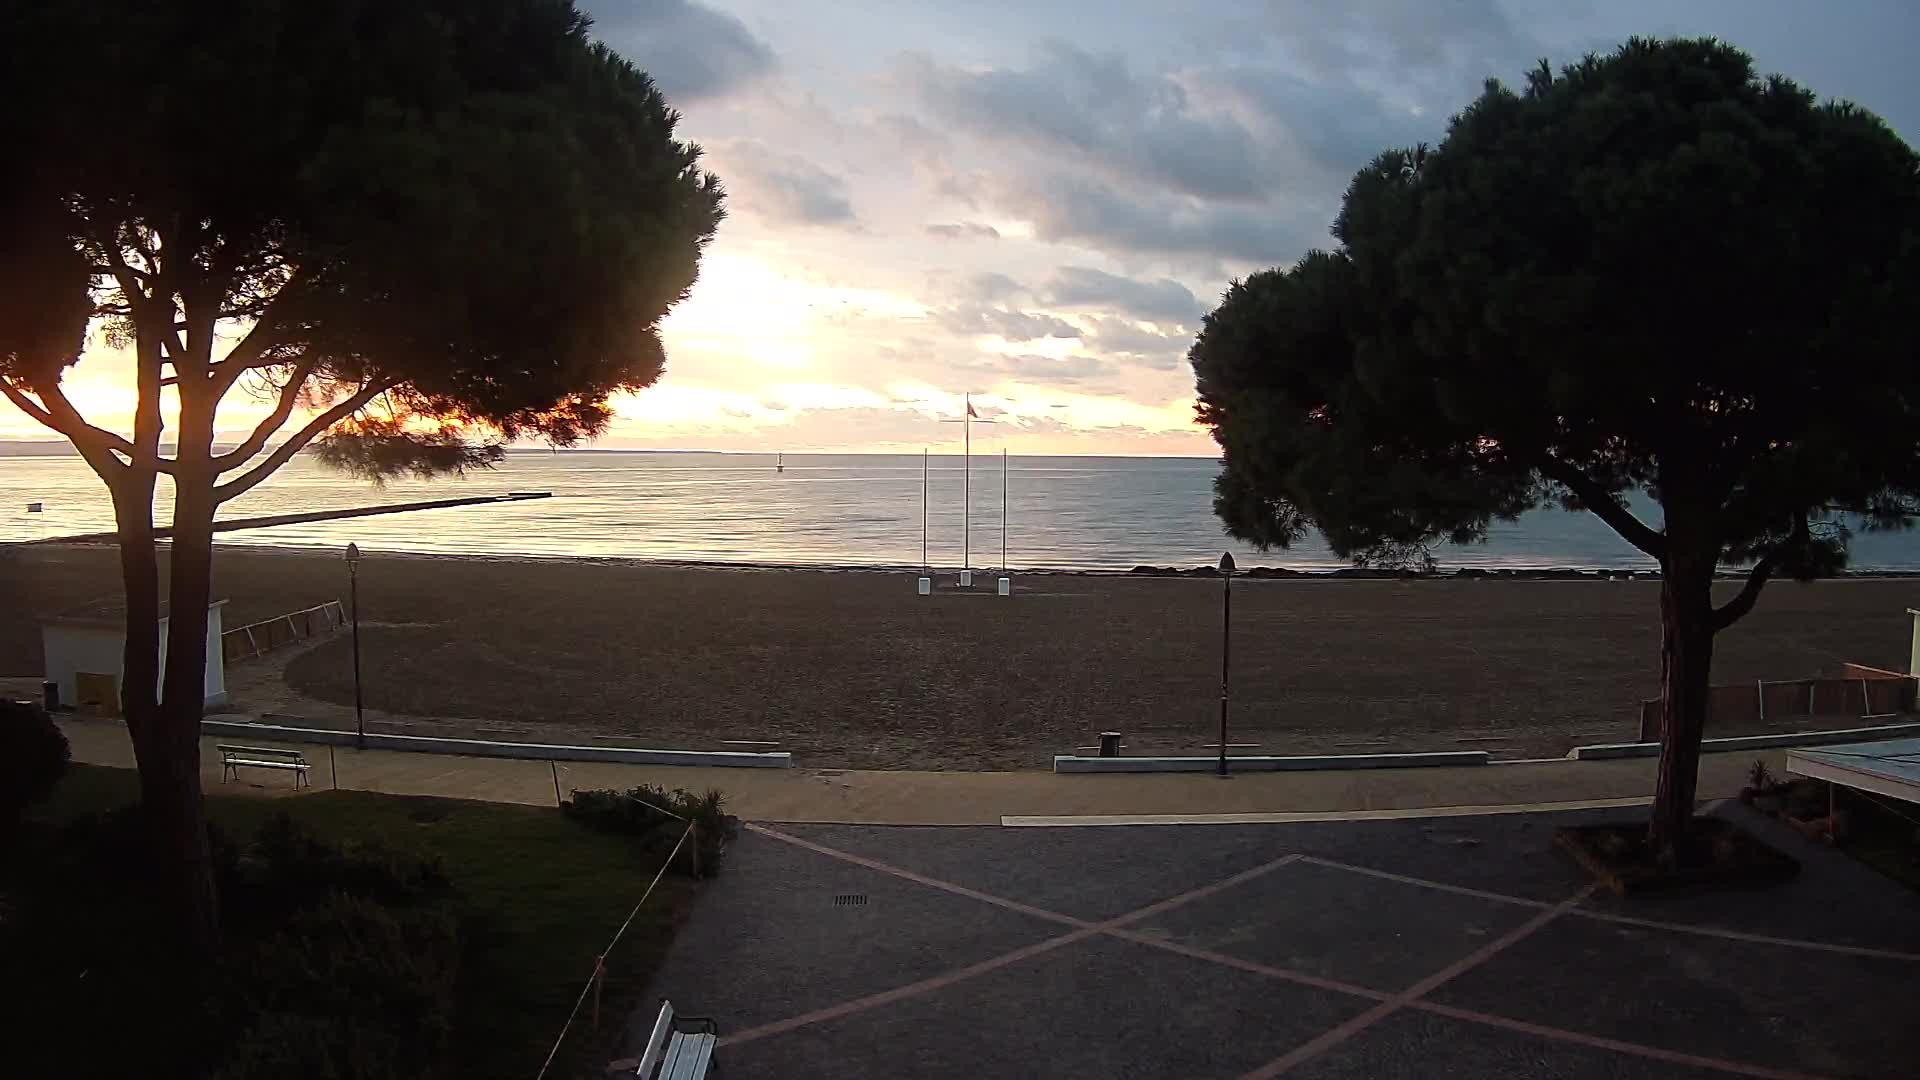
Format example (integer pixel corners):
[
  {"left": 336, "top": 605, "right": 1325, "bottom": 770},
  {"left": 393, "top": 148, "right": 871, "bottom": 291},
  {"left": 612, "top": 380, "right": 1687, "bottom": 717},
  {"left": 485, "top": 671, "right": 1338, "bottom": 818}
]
[{"left": 632, "top": 804, "right": 1920, "bottom": 1078}]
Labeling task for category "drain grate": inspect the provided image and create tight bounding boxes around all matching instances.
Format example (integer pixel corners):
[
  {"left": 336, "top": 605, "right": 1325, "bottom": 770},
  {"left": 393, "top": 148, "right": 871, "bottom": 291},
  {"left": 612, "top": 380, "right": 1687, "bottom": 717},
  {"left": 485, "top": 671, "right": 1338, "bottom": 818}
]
[{"left": 832, "top": 894, "right": 868, "bottom": 907}]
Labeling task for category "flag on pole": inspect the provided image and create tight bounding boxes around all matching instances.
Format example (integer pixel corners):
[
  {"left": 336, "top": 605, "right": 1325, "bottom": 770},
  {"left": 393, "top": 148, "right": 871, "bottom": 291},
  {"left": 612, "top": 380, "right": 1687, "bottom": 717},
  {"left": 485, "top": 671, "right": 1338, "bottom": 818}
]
[{"left": 966, "top": 400, "right": 977, "bottom": 418}]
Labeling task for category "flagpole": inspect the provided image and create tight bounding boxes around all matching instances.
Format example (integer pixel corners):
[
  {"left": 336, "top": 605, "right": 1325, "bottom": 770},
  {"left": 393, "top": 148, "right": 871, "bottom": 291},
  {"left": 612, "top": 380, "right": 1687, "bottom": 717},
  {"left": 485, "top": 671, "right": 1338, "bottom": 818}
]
[
  {"left": 1001, "top": 446, "right": 1008, "bottom": 571},
  {"left": 921, "top": 447, "right": 929, "bottom": 573},
  {"left": 963, "top": 393, "right": 971, "bottom": 573}
]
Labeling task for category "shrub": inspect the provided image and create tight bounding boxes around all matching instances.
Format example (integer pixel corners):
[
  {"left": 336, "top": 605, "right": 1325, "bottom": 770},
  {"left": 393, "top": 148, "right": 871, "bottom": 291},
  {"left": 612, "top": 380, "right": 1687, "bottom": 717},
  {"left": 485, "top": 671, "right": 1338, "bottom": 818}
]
[
  {"left": 562, "top": 785, "right": 730, "bottom": 875},
  {"left": 0, "top": 699, "right": 69, "bottom": 828},
  {"left": 223, "top": 812, "right": 448, "bottom": 928},
  {"left": 4, "top": 807, "right": 461, "bottom": 1080},
  {"left": 210, "top": 894, "right": 462, "bottom": 1080}
]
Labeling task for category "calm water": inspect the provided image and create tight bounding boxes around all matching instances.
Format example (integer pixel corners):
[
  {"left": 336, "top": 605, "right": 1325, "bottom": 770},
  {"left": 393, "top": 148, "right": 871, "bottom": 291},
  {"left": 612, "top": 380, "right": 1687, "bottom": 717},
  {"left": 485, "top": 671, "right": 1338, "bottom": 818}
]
[{"left": 5, "top": 450, "right": 1919, "bottom": 571}]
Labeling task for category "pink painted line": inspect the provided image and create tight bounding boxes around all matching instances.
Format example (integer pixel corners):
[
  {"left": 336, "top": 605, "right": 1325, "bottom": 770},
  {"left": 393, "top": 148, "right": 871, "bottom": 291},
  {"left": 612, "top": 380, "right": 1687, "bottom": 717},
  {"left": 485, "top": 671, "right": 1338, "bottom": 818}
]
[
  {"left": 745, "top": 823, "right": 1088, "bottom": 929},
  {"left": 726, "top": 831, "right": 1308, "bottom": 1047},
  {"left": 718, "top": 925, "right": 1100, "bottom": 1047},
  {"left": 1296, "top": 855, "right": 1558, "bottom": 911},
  {"left": 1105, "top": 854, "right": 1303, "bottom": 927},
  {"left": 1300, "top": 855, "right": 1920, "bottom": 962},
  {"left": 1412, "top": 1002, "right": 1830, "bottom": 1080},
  {"left": 1240, "top": 889, "right": 1591, "bottom": 1079},
  {"left": 732, "top": 826, "right": 1875, "bottom": 1077},
  {"left": 1572, "top": 909, "right": 1920, "bottom": 963},
  {"left": 1103, "top": 929, "right": 1390, "bottom": 1002}
]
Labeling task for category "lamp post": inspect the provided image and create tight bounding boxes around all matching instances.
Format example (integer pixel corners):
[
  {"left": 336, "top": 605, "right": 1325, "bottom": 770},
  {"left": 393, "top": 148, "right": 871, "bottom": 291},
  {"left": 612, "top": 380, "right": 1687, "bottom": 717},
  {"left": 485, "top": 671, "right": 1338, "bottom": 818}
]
[
  {"left": 1217, "top": 551, "right": 1235, "bottom": 778},
  {"left": 346, "top": 542, "right": 365, "bottom": 750}
]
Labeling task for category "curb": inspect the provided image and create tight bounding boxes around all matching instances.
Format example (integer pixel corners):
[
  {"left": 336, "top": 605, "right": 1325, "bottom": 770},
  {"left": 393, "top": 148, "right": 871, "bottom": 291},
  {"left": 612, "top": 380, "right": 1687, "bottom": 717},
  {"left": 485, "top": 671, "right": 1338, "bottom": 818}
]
[
  {"left": 1052, "top": 750, "right": 1489, "bottom": 774},
  {"left": 1568, "top": 720, "right": 1920, "bottom": 760},
  {"left": 199, "top": 719, "right": 793, "bottom": 768}
]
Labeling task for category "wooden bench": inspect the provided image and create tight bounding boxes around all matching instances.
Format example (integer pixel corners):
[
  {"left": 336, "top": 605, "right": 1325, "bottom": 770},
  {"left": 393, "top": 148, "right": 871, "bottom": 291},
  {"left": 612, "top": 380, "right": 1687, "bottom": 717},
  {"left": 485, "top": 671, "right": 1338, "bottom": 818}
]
[
  {"left": 633, "top": 1000, "right": 717, "bottom": 1079},
  {"left": 217, "top": 744, "right": 311, "bottom": 788}
]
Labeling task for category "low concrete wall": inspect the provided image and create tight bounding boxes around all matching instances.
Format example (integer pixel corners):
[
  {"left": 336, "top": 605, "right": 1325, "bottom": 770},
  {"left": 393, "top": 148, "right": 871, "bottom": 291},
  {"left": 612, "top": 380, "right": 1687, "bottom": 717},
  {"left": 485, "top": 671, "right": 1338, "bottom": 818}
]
[
  {"left": 200, "top": 719, "right": 792, "bottom": 768},
  {"left": 1572, "top": 720, "right": 1920, "bottom": 761},
  {"left": 1053, "top": 750, "right": 1489, "bottom": 774}
]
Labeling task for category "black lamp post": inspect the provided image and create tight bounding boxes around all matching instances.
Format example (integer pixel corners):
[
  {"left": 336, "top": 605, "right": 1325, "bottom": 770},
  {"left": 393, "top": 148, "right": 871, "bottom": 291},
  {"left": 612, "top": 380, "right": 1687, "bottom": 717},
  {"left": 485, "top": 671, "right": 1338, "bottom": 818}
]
[
  {"left": 346, "top": 542, "right": 365, "bottom": 750},
  {"left": 1217, "top": 550, "right": 1235, "bottom": 778}
]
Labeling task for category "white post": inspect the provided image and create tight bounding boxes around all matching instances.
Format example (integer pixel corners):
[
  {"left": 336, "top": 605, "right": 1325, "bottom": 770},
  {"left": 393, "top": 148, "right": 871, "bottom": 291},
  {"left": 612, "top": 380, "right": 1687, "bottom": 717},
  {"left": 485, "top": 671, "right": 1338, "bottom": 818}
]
[
  {"left": 1908, "top": 608, "right": 1920, "bottom": 678},
  {"left": 963, "top": 393, "right": 971, "bottom": 577},
  {"left": 918, "top": 447, "right": 931, "bottom": 596}
]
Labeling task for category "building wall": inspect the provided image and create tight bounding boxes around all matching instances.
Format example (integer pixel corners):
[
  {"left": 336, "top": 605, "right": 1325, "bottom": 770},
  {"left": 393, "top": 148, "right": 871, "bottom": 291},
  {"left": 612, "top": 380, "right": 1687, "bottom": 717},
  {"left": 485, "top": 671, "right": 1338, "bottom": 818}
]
[
  {"left": 40, "top": 601, "right": 229, "bottom": 710},
  {"left": 40, "top": 625, "right": 126, "bottom": 709}
]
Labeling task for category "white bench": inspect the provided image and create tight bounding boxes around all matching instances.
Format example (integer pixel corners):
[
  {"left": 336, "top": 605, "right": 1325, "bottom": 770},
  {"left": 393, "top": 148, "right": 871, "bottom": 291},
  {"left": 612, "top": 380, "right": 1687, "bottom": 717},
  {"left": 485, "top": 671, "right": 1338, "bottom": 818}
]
[
  {"left": 217, "top": 744, "right": 312, "bottom": 788},
  {"left": 634, "top": 1000, "right": 717, "bottom": 1079}
]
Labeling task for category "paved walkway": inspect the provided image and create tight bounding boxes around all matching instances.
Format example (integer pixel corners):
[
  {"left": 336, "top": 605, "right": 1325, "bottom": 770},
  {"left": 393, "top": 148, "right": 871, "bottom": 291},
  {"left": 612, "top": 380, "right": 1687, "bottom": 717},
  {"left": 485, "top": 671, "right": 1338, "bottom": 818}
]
[
  {"left": 61, "top": 717, "right": 1777, "bottom": 823},
  {"left": 628, "top": 804, "right": 1920, "bottom": 1078}
]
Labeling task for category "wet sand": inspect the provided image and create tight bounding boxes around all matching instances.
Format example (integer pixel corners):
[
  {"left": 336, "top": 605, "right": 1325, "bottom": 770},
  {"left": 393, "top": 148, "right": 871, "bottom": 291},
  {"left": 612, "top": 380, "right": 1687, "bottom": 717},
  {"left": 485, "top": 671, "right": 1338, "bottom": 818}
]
[{"left": 5, "top": 543, "right": 1916, "bottom": 769}]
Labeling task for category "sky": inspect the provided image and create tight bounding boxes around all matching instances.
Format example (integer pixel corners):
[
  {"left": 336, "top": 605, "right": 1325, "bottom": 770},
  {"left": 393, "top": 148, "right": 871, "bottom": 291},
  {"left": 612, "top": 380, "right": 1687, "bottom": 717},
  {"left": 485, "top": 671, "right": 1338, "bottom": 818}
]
[{"left": 6, "top": 0, "right": 1919, "bottom": 456}]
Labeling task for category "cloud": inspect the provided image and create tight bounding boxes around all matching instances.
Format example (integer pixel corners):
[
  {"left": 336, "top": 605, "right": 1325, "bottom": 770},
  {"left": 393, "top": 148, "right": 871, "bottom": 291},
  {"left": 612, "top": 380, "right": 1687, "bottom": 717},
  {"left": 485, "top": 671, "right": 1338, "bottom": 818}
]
[
  {"left": 953, "top": 169, "right": 1325, "bottom": 264},
  {"left": 1201, "top": 0, "right": 1538, "bottom": 103},
  {"left": 925, "top": 221, "right": 1001, "bottom": 240},
  {"left": 711, "top": 140, "right": 856, "bottom": 227},
  {"left": 959, "top": 272, "right": 1025, "bottom": 303},
  {"left": 1041, "top": 267, "right": 1203, "bottom": 324},
  {"left": 961, "top": 353, "right": 1116, "bottom": 385},
  {"left": 588, "top": 0, "right": 776, "bottom": 102},
  {"left": 1078, "top": 317, "right": 1189, "bottom": 370},
  {"left": 896, "top": 43, "right": 1265, "bottom": 202},
  {"left": 932, "top": 306, "right": 1077, "bottom": 341}
]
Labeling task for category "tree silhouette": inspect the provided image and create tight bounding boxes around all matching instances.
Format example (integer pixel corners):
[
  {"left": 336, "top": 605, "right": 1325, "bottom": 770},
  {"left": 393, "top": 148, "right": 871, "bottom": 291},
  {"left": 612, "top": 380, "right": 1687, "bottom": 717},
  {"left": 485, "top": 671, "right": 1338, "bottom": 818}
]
[
  {"left": 1192, "top": 38, "right": 1920, "bottom": 852},
  {"left": 0, "top": 0, "right": 723, "bottom": 949}
]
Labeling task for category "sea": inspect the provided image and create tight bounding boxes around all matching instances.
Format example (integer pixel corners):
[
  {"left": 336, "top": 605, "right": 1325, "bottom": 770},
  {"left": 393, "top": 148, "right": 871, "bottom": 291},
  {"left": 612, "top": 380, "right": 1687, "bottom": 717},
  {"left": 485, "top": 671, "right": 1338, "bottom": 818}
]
[{"left": 5, "top": 449, "right": 1920, "bottom": 572}]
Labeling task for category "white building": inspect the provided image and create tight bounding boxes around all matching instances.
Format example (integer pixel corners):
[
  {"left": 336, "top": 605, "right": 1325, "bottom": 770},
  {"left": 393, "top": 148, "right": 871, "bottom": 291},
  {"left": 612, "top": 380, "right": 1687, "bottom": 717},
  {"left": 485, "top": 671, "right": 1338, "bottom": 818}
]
[{"left": 41, "top": 598, "right": 229, "bottom": 712}]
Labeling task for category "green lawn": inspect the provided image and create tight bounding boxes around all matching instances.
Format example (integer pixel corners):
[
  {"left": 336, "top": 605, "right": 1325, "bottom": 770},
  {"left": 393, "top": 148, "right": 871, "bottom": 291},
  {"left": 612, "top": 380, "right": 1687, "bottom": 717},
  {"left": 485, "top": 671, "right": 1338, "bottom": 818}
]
[{"left": 34, "top": 765, "right": 701, "bottom": 1080}]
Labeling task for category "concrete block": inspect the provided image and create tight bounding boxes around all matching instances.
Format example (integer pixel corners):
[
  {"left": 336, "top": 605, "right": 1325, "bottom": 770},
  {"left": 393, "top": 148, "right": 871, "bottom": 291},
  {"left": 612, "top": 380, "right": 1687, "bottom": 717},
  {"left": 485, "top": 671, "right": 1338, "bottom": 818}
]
[{"left": 199, "top": 719, "right": 793, "bottom": 768}]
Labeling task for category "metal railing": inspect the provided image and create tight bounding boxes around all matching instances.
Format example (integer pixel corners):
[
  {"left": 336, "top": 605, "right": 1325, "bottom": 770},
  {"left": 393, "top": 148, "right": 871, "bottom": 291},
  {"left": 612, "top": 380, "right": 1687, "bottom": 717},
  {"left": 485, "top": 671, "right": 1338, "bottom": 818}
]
[{"left": 222, "top": 600, "right": 345, "bottom": 662}]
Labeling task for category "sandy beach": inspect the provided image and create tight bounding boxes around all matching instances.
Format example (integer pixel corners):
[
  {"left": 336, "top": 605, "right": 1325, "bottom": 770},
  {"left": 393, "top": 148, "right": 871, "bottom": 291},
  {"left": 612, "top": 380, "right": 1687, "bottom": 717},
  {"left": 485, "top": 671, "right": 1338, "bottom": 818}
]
[{"left": 5, "top": 543, "right": 1917, "bottom": 769}]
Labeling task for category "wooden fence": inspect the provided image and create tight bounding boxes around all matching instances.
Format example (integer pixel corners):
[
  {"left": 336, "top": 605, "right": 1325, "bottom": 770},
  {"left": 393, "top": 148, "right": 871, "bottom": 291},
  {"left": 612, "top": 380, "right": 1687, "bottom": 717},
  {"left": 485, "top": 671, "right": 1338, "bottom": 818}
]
[
  {"left": 1637, "top": 664, "right": 1917, "bottom": 741},
  {"left": 223, "top": 600, "right": 346, "bottom": 662}
]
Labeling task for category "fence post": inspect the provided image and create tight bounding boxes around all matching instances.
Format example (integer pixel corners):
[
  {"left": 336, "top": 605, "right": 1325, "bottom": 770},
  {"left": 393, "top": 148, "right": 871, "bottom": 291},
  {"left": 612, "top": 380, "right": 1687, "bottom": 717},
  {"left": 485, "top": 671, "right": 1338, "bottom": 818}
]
[
  {"left": 329, "top": 744, "right": 338, "bottom": 791},
  {"left": 551, "top": 761, "right": 562, "bottom": 808}
]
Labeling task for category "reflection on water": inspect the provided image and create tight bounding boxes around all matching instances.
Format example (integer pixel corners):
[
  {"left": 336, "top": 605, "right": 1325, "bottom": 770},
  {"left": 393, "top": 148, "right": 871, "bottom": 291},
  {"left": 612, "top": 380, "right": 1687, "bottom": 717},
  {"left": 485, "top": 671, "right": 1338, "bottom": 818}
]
[{"left": 4, "top": 450, "right": 1916, "bottom": 571}]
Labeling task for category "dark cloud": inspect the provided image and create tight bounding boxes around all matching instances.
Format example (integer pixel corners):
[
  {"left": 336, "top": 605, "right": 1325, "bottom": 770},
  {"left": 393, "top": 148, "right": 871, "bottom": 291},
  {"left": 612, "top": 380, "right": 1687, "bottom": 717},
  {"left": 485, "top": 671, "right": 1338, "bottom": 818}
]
[
  {"left": 961, "top": 353, "right": 1116, "bottom": 385},
  {"left": 925, "top": 221, "right": 1001, "bottom": 240},
  {"left": 933, "top": 306, "right": 1077, "bottom": 341},
  {"left": 588, "top": 0, "right": 776, "bottom": 102},
  {"left": 1203, "top": 0, "right": 1538, "bottom": 102},
  {"left": 1078, "top": 317, "right": 1189, "bottom": 369},
  {"left": 897, "top": 44, "right": 1264, "bottom": 202},
  {"left": 962, "top": 272, "right": 1025, "bottom": 302},
  {"left": 1041, "top": 266, "right": 1203, "bottom": 325},
  {"left": 713, "top": 140, "right": 856, "bottom": 227}
]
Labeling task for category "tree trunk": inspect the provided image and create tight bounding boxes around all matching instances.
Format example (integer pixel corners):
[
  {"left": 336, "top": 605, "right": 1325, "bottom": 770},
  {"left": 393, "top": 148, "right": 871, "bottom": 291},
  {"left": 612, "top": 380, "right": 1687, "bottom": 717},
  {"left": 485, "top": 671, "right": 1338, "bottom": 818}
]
[
  {"left": 1648, "top": 551, "right": 1716, "bottom": 856},
  {"left": 112, "top": 462, "right": 219, "bottom": 952},
  {"left": 157, "top": 385, "right": 223, "bottom": 952}
]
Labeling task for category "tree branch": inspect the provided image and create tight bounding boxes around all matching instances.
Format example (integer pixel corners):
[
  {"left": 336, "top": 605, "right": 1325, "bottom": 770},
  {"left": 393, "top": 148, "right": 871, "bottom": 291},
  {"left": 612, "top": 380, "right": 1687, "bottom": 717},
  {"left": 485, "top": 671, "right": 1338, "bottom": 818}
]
[
  {"left": 210, "top": 359, "right": 318, "bottom": 472},
  {"left": 0, "top": 375, "right": 163, "bottom": 466},
  {"left": 1536, "top": 454, "right": 1668, "bottom": 559},
  {"left": 1, "top": 377, "right": 131, "bottom": 484},
  {"left": 1711, "top": 554, "right": 1775, "bottom": 632},
  {"left": 207, "top": 270, "right": 303, "bottom": 395},
  {"left": 212, "top": 378, "right": 399, "bottom": 503}
]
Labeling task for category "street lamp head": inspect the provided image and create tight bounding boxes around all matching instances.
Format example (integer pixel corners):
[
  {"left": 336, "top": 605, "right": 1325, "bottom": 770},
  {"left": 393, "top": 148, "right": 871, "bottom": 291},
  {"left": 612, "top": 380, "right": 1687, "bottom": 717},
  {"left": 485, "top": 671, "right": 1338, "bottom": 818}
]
[
  {"left": 1218, "top": 551, "right": 1236, "bottom": 574},
  {"left": 345, "top": 542, "right": 361, "bottom": 566}
]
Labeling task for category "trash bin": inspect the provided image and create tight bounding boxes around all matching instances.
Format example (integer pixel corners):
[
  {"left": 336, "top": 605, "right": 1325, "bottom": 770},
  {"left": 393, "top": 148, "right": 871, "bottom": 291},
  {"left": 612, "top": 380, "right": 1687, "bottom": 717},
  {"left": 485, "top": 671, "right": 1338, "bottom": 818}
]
[{"left": 42, "top": 680, "right": 60, "bottom": 711}]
